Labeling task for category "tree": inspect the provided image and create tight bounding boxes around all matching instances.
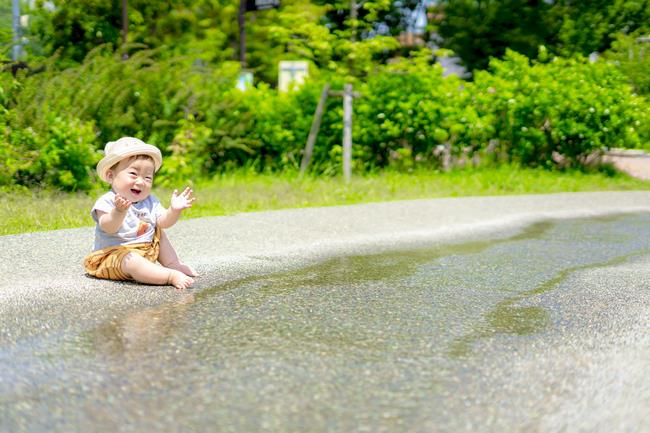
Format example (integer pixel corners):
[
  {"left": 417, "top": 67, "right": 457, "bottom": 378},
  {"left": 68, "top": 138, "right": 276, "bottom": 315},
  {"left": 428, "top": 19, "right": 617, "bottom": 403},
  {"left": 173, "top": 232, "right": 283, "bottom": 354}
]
[
  {"left": 605, "top": 33, "right": 650, "bottom": 95},
  {"left": 126, "top": 0, "right": 235, "bottom": 63},
  {"left": 316, "top": 0, "right": 422, "bottom": 38},
  {"left": 0, "top": 1, "right": 14, "bottom": 59},
  {"left": 307, "top": 0, "right": 401, "bottom": 77},
  {"left": 433, "top": 0, "right": 559, "bottom": 73},
  {"left": 555, "top": 0, "right": 650, "bottom": 55},
  {"left": 28, "top": 0, "right": 122, "bottom": 65},
  {"left": 433, "top": 0, "right": 650, "bottom": 73},
  {"left": 21, "top": 0, "right": 414, "bottom": 84},
  {"left": 26, "top": 0, "right": 236, "bottom": 65}
]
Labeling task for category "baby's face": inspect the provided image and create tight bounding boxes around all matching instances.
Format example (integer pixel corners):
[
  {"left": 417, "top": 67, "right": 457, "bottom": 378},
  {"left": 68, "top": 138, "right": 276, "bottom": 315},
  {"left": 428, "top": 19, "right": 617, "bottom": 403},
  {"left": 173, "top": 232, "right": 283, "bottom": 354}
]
[{"left": 108, "top": 157, "right": 155, "bottom": 202}]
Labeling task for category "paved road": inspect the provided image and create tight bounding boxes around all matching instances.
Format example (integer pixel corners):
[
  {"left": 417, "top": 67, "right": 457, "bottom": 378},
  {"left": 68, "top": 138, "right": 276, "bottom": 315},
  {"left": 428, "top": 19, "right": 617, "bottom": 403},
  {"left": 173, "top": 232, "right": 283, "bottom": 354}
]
[
  {"left": 604, "top": 149, "right": 650, "bottom": 180},
  {"left": 2, "top": 191, "right": 650, "bottom": 432},
  {"left": 4, "top": 191, "right": 650, "bottom": 293}
]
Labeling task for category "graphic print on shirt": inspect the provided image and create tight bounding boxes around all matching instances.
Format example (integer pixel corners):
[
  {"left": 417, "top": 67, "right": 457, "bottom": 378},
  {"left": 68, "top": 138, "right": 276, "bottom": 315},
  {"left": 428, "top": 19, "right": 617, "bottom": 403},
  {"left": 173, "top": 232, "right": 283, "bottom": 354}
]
[
  {"left": 133, "top": 208, "right": 153, "bottom": 237},
  {"left": 136, "top": 220, "right": 150, "bottom": 237}
]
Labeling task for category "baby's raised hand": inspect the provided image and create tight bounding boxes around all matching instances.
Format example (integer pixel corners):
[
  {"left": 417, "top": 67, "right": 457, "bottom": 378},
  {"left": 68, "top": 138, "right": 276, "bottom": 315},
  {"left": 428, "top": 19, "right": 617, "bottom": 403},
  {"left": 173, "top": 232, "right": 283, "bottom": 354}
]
[
  {"left": 170, "top": 187, "right": 196, "bottom": 211},
  {"left": 114, "top": 194, "right": 132, "bottom": 212}
]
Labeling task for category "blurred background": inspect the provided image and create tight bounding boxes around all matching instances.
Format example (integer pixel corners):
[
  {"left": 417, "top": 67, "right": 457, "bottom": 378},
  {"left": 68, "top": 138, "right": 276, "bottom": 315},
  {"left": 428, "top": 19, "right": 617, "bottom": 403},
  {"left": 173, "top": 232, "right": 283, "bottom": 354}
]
[{"left": 0, "top": 0, "right": 649, "bottom": 192}]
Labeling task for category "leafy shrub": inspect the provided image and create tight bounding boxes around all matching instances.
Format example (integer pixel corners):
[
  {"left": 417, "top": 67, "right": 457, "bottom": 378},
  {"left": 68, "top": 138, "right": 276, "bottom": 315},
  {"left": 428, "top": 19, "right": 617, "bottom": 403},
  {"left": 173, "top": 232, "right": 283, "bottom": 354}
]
[
  {"left": 0, "top": 124, "right": 40, "bottom": 186},
  {"left": 355, "top": 54, "right": 494, "bottom": 171},
  {"left": 605, "top": 33, "right": 650, "bottom": 96},
  {"left": 1, "top": 46, "right": 648, "bottom": 190},
  {"left": 1, "top": 112, "right": 99, "bottom": 191},
  {"left": 5, "top": 46, "right": 230, "bottom": 145},
  {"left": 32, "top": 116, "right": 101, "bottom": 191},
  {"left": 472, "top": 49, "right": 648, "bottom": 167}
]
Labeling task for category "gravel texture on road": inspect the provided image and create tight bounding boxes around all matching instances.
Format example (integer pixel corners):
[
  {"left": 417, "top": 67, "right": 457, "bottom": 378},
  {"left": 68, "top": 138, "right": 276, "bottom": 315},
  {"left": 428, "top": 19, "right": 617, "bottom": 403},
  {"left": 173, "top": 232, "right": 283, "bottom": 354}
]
[
  {"left": 3, "top": 191, "right": 650, "bottom": 292},
  {"left": 2, "top": 191, "right": 650, "bottom": 433}
]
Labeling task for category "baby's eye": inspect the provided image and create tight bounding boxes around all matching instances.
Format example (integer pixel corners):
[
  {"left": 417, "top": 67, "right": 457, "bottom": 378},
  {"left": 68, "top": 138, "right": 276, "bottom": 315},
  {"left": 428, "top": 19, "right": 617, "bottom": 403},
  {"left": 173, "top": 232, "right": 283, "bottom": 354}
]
[{"left": 145, "top": 176, "right": 153, "bottom": 181}]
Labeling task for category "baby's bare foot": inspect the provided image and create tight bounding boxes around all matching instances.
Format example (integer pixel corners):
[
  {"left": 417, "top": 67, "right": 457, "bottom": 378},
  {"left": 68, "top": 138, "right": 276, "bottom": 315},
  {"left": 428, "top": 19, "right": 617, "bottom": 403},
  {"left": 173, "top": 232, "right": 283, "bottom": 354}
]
[
  {"left": 170, "top": 261, "right": 198, "bottom": 277},
  {"left": 168, "top": 270, "right": 194, "bottom": 289}
]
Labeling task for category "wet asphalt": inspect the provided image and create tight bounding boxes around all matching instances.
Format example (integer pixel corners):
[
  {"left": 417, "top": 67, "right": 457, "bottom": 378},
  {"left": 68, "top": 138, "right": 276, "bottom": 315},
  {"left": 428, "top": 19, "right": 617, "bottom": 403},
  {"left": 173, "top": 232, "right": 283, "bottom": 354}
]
[{"left": 1, "top": 191, "right": 650, "bottom": 432}]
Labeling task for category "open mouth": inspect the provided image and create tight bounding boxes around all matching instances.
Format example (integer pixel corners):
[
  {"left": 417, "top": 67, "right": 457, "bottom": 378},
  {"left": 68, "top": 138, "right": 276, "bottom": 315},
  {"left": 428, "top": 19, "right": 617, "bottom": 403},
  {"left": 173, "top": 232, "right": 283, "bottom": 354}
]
[{"left": 131, "top": 188, "right": 141, "bottom": 196}]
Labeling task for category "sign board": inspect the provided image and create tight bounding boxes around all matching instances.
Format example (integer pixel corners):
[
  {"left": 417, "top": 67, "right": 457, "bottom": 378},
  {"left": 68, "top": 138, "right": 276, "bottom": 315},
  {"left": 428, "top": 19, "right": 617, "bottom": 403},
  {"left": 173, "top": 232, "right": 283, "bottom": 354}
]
[
  {"left": 245, "top": 0, "right": 280, "bottom": 11},
  {"left": 236, "top": 71, "right": 254, "bottom": 91},
  {"left": 278, "top": 61, "right": 309, "bottom": 92}
]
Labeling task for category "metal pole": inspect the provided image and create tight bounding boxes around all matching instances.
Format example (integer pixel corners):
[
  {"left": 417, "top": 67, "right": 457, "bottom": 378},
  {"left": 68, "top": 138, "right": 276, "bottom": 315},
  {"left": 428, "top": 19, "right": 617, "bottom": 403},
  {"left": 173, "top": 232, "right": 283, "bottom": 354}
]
[
  {"left": 121, "top": 0, "right": 128, "bottom": 45},
  {"left": 239, "top": 0, "right": 247, "bottom": 67},
  {"left": 342, "top": 83, "right": 353, "bottom": 183},
  {"left": 12, "top": 0, "right": 22, "bottom": 61},
  {"left": 120, "top": 0, "right": 129, "bottom": 59}
]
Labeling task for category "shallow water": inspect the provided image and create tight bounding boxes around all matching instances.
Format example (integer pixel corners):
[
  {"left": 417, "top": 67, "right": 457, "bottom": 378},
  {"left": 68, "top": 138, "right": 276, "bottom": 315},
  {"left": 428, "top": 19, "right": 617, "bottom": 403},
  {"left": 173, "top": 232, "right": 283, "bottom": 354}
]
[{"left": 2, "top": 213, "right": 650, "bottom": 432}]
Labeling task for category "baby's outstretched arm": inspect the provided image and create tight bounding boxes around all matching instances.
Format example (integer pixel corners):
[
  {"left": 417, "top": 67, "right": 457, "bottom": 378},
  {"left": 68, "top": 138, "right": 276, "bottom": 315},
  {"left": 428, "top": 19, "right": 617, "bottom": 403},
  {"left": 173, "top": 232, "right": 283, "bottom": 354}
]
[
  {"left": 157, "top": 187, "right": 195, "bottom": 229},
  {"left": 97, "top": 194, "right": 132, "bottom": 234}
]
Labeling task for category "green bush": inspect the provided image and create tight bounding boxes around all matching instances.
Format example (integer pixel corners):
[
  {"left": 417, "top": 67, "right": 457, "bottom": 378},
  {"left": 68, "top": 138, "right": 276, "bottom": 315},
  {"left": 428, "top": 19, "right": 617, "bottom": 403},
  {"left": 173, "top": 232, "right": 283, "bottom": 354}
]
[
  {"left": 0, "top": 124, "right": 40, "bottom": 186},
  {"left": 1, "top": 46, "right": 648, "bottom": 190},
  {"left": 605, "top": 33, "right": 650, "bottom": 96},
  {"left": 160, "top": 81, "right": 313, "bottom": 183},
  {"left": 33, "top": 116, "right": 101, "bottom": 191},
  {"left": 355, "top": 54, "right": 494, "bottom": 171},
  {"left": 1, "top": 112, "right": 99, "bottom": 191},
  {"left": 247, "top": 80, "right": 347, "bottom": 174},
  {"left": 472, "top": 49, "right": 648, "bottom": 167}
]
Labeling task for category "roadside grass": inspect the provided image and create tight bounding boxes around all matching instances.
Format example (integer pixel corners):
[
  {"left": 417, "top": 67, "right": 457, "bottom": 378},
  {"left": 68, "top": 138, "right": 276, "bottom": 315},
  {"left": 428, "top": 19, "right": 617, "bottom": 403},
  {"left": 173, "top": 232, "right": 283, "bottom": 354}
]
[{"left": 2, "top": 165, "right": 650, "bottom": 236}]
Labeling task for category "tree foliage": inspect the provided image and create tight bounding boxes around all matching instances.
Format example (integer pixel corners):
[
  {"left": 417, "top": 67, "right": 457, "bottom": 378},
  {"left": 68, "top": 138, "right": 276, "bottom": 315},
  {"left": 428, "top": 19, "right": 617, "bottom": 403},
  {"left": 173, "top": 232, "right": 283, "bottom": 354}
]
[
  {"left": 605, "top": 33, "right": 650, "bottom": 96},
  {"left": 555, "top": 0, "right": 650, "bottom": 56},
  {"left": 434, "top": 0, "right": 650, "bottom": 73},
  {"left": 19, "top": 0, "right": 408, "bottom": 83},
  {"left": 434, "top": 0, "right": 560, "bottom": 72},
  {"left": 0, "top": 2, "right": 14, "bottom": 58},
  {"left": 28, "top": 0, "right": 123, "bottom": 65}
]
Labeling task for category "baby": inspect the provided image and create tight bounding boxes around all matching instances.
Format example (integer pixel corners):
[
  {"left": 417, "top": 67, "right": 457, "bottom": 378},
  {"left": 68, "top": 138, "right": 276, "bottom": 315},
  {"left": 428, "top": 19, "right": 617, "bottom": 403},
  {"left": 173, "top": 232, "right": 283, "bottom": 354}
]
[{"left": 84, "top": 137, "right": 197, "bottom": 289}]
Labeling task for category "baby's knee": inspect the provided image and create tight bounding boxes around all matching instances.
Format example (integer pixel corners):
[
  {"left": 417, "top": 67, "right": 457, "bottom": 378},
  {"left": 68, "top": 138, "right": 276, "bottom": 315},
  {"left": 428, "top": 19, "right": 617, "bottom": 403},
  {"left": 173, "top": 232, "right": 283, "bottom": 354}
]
[{"left": 121, "top": 252, "right": 143, "bottom": 271}]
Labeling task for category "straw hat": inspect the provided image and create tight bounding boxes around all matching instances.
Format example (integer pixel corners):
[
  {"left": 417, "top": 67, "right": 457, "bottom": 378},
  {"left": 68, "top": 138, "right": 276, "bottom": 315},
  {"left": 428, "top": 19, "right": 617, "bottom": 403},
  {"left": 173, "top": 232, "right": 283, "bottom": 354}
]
[{"left": 96, "top": 137, "right": 163, "bottom": 182}]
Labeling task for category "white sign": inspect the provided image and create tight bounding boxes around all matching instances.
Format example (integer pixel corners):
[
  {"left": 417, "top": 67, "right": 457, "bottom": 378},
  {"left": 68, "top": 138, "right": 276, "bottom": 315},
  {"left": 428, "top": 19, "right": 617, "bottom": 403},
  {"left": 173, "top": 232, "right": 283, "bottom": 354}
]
[
  {"left": 278, "top": 61, "right": 309, "bottom": 92},
  {"left": 236, "top": 71, "right": 254, "bottom": 91},
  {"left": 245, "top": 0, "right": 280, "bottom": 11}
]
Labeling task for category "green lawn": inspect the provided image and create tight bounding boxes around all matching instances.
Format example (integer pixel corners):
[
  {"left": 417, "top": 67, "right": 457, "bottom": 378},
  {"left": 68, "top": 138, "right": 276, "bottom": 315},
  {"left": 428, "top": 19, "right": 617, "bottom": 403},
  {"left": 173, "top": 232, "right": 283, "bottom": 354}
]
[{"left": 2, "top": 165, "right": 649, "bottom": 236}]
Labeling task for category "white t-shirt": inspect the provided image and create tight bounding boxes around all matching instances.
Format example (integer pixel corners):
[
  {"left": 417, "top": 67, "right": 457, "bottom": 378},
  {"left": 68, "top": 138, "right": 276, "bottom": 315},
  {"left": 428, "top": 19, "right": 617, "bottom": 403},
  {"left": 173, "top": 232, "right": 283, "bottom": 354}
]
[{"left": 91, "top": 190, "right": 166, "bottom": 251}]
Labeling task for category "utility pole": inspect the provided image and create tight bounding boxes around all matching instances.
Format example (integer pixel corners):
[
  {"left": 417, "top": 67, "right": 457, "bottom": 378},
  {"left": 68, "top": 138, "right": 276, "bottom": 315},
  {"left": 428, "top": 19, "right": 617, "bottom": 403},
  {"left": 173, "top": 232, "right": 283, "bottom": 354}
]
[
  {"left": 238, "top": 0, "right": 280, "bottom": 69},
  {"left": 301, "top": 84, "right": 359, "bottom": 181},
  {"left": 330, "top": 84, "right": 360, "bottom": 182},
  {"left": 121, "top": 0, "right": 128, "bottom": 45},
  {"left": 239, "top": 0, "right": 247, "bottom": 67},
  {"left": 121, "top": 0, "right": 128, "bottom": 59},
  {"left": 342, "top": 83, "right": 353, "bottom": 182},
  {"left": 12, "top": 0, "right": 22, "bottom": 61}
]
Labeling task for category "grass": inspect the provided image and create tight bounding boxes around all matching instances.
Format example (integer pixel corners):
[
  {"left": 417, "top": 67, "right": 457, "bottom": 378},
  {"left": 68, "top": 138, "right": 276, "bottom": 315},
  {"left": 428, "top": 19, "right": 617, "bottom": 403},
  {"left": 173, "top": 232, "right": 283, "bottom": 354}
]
[{"left": 2, "top": 165, "right": 650, "bottom": 236}]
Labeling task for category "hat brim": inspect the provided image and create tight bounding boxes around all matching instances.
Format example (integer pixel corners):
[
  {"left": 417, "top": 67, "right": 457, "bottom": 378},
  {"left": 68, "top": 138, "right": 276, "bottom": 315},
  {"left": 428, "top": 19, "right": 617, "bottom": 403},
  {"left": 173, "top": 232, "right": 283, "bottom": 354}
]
[{"left": 96, "top": 144, "right": 163, "bottom": 183}]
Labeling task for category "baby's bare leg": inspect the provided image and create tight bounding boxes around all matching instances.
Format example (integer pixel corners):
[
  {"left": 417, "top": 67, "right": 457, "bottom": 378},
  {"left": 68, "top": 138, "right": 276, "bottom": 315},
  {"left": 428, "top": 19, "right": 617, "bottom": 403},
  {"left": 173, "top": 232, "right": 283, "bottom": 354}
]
[
  {"left": 122, "top": 252, "right": 194, "bottom": 290},
  {"left": 158, "top": 230, "right": 198, "bottom": 277}
]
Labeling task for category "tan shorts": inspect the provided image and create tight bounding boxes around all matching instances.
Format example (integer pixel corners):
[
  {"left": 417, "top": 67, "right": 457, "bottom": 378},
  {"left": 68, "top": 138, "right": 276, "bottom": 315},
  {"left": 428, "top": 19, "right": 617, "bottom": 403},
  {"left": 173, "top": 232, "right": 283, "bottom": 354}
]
[{"left": 84, "top": 226, "right": 161, "bottom": 281}]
